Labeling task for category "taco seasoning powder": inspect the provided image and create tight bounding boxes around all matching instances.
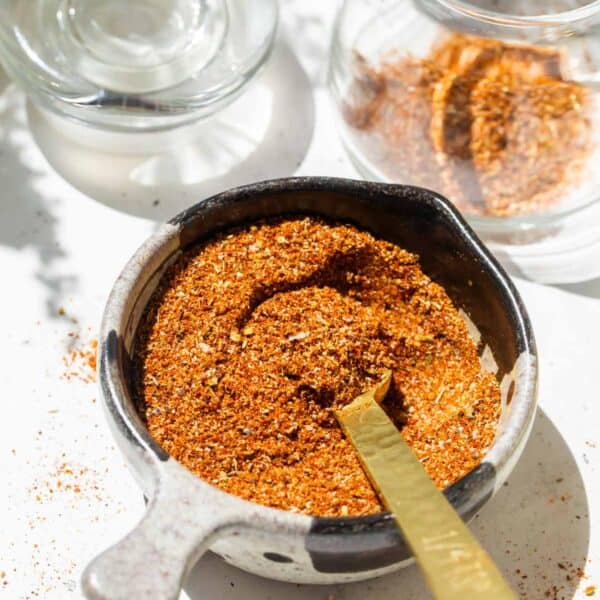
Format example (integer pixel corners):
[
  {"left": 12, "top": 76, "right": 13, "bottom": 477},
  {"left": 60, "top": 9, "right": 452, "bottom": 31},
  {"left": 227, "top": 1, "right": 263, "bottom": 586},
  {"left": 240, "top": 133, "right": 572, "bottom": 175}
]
[
  {"left": 133, "top": 217, "right": 501, "bottom": 517},
  {"left": 344, "top": 33, "right": 592, "bottom": 217}
]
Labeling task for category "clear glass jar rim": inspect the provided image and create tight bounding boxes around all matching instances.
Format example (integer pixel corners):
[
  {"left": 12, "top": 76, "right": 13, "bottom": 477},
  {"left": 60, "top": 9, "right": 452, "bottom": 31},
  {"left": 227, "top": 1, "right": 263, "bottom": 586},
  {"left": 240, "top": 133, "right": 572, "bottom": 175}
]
[{"left": 427, "top": 0, "right": 600, "bottom": 26}]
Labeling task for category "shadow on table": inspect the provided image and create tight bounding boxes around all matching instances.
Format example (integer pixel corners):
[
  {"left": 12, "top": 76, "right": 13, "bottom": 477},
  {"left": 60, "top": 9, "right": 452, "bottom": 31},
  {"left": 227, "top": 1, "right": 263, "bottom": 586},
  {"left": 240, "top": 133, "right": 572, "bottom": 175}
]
[
  {"left": 554, "top": 278, "right": 600, "bottom": 301},
  {"left": 184, "top": 408, "right": 590, "bottom": 600},
  {"left": 27, "top": 37, "right": 315, "bottom": 222},
  {"left": 0, "top": 84, "right": 79, "bottom": 318},
  {"left": 0, "top": 66, "right": 9, "bottom": 94}
]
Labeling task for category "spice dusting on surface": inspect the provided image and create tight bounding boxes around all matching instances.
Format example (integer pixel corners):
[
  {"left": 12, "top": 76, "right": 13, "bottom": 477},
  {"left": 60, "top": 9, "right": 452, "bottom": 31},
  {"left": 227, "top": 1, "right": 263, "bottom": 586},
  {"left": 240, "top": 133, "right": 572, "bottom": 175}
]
[
  {"left": 134, "top": 217, "right": 501, "bottom": 516},
  {"left": 345, "top": 33, "right": 593, "bottom": 217},
  {"left": 29, "top": 463, "right": 92, "bottom": 503},
  {"left": 62, "top": 339, "right": 98, "bottom": 383}
]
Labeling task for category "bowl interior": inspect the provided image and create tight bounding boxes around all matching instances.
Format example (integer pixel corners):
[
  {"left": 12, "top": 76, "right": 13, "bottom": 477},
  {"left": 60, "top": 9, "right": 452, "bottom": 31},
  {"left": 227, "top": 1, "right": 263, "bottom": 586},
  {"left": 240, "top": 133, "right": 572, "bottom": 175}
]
[
  {"left": 171, "top": 180, "right": 533, "bottom": 377},
  {"left": 103, "top": 178, "right": 537, "bottom": 573}
]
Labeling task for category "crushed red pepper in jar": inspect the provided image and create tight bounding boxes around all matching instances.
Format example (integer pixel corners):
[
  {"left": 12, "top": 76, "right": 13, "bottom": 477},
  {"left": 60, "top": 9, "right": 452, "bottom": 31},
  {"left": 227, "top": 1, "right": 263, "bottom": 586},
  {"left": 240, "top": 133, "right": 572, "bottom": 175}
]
[{"left": 133, "top": 217, "right": 501, "bottom": 517}]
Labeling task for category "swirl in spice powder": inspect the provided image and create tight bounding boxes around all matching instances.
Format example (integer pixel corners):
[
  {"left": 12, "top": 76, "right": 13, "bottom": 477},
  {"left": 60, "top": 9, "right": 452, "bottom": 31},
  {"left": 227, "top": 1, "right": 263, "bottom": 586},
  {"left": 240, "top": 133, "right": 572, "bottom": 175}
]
[{"left": 133, "top": 217, "right": 501, "bottom": 517}]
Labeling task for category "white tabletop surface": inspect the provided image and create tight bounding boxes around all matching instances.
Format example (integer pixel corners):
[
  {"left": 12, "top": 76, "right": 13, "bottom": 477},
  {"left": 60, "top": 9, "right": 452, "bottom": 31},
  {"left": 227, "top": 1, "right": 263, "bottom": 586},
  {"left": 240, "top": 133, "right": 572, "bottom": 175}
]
[{"left": 1, "top": 2, "right": 599, "bottom": 599}]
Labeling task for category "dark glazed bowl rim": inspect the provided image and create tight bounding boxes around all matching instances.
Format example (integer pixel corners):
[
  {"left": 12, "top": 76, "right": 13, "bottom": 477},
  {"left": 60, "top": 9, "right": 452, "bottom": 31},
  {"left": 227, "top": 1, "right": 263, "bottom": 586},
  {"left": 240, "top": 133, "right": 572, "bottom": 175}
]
[{"left": 100, "top": 176, "right": 537, "bottom": 547}]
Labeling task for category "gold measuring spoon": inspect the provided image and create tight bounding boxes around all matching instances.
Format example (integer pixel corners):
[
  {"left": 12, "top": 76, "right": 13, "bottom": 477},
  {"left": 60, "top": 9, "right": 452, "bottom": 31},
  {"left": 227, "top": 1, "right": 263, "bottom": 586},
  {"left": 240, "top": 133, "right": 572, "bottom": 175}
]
[{"left": 334, "top": 370, "right": 516, "bottom": 600}]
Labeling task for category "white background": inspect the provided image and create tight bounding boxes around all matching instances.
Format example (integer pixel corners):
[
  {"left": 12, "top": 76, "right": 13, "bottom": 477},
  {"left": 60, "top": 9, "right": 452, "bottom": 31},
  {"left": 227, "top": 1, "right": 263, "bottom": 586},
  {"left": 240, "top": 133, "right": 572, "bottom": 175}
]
[{"left": 0, "top": 2, "right": 599, "bottom": 598}]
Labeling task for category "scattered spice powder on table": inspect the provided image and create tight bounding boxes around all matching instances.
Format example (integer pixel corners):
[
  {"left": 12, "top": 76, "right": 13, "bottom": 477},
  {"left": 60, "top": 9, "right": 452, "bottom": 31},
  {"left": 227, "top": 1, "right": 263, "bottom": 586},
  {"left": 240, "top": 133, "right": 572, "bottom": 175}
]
[
  {"left": 133, "top": 217, "right": 501, "bottom": 517},
  {"left": 344, "top": 33, "right": 593, "bottom": 217},
  {"left": 61, "top": 338, "right": 98, "bottom": 383}
]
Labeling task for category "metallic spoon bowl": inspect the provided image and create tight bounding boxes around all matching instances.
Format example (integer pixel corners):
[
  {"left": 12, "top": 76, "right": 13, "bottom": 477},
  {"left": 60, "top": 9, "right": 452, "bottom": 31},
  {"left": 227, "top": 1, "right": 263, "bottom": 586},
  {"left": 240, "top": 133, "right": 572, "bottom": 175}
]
[{"left": 84, "top": 177, "right": 537, "bottom": 600}]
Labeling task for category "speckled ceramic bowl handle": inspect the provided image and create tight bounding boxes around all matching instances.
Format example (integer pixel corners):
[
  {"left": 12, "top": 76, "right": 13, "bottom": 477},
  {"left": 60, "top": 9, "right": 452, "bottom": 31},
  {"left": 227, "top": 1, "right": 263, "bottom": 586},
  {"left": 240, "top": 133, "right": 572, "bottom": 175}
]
[{"left": 81, "top": 460, "right": 239, "bottom": 600}]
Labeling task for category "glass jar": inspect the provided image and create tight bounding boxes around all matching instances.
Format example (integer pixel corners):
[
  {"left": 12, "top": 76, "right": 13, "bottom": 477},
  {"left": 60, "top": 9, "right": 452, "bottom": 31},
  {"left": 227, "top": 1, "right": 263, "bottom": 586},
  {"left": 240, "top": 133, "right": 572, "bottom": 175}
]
[
  {"left": 0, "top": 0, "right": 278, "bottom": 131},
  {"left": 329, "top": 0, "right": 600, "bottom": 234}
]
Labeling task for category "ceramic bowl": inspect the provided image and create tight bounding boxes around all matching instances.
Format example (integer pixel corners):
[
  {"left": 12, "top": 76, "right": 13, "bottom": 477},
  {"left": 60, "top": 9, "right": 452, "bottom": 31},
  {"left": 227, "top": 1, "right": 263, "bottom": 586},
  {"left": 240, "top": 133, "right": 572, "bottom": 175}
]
[{"left": 83, "top": 177, "right": 537, "bottom": 600}]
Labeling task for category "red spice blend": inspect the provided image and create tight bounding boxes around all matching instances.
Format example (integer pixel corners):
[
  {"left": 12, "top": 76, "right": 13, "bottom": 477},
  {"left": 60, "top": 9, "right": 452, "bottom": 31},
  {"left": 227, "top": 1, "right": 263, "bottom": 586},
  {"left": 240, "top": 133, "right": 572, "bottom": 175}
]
[
  {"left": 345, "top": 33, "right": 592, "bottom": 217},
  {"left": 133, "top": 217, "right": 501, "bottom": 517}
]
